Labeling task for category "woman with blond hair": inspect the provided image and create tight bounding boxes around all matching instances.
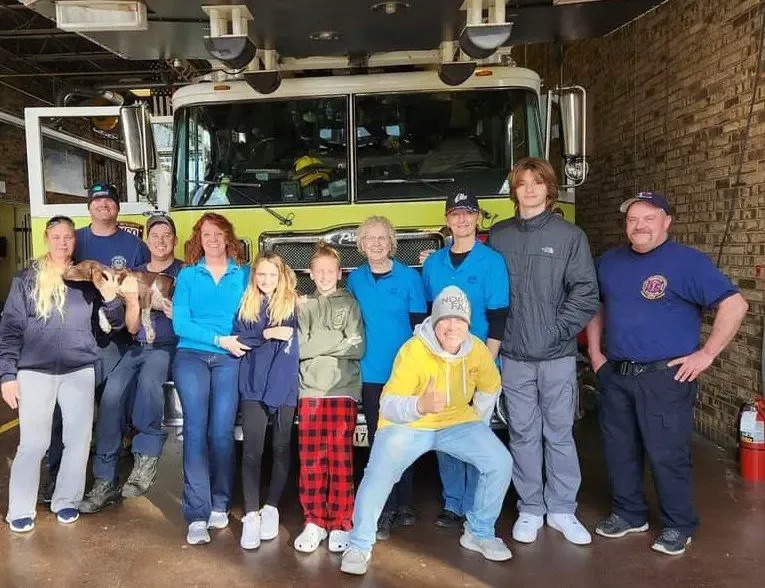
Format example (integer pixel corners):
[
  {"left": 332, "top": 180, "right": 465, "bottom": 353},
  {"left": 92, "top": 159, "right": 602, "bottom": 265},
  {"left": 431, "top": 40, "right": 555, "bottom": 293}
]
[
  {"left": 172, "top": 212, "right": 250, "bottom": 545},
  {"left": 0, "top": 215, "right": 122, "bottom": 532},
  {"left": 346, "top": 216, "right": 427, "bottom": 539},
  {"left": 233, "top": 251, "right": 300, "bottom": 550}
]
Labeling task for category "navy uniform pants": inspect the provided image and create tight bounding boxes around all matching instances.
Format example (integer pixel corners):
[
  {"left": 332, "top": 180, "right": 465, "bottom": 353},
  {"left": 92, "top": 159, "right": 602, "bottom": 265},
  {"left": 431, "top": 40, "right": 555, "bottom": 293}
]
[{"left": 597, "top": 361, "right": 699, "bottom": 536}]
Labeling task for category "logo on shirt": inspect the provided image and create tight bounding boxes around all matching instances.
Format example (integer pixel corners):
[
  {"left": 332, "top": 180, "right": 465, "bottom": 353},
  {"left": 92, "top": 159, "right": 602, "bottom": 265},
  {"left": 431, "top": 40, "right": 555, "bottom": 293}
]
[
  {"left": 641, "top": 274, "right": 668, "bottom": 300},
  {"left": 111, "top": 255, "right": 127, "bottom": 270},
  {"left": 542, "top": 246, "right": 555, "bottom": 255},
  {"left": 467, "top": 275, "right": 478, "bottom": 284}
]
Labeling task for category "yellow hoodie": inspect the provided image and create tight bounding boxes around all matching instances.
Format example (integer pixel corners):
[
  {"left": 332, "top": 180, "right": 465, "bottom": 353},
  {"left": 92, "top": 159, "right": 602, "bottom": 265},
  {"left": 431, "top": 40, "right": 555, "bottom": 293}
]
[{"left": 379, "top": 317, "right": 501, "bottom": 431}]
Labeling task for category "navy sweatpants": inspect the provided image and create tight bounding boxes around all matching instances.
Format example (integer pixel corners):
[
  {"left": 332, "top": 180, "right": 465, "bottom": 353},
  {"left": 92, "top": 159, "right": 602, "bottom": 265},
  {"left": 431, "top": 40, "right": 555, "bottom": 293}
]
[{"left": 597, "top": 362, "right": 699, "bottom": 535}]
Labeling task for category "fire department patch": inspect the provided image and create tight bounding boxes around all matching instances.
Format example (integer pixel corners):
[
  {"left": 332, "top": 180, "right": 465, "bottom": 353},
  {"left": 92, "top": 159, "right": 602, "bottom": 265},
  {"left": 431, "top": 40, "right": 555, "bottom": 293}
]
[{"left": 641, "top": 274, "right": 667, "bottom": 300}]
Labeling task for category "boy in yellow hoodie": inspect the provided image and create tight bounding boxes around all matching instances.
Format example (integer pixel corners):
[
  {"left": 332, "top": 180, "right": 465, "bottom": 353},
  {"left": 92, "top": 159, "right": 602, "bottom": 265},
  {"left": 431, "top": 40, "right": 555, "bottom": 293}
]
[{"left": 340, "top": 286, "right": 513, "bottom": 575}]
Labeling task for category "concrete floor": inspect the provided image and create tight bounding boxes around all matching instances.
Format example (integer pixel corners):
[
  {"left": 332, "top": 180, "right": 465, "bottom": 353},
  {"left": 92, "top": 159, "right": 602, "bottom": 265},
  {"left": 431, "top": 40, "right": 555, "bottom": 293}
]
[{"left": 0, "top": 405, "right": 763, "bottom": 588}]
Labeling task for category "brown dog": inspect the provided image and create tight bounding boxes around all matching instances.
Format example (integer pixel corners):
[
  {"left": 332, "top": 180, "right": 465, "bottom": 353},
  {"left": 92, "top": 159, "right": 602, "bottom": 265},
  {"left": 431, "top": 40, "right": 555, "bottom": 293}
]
[{"left": 64, "top": 260, "right": 175, "bottom": 344}]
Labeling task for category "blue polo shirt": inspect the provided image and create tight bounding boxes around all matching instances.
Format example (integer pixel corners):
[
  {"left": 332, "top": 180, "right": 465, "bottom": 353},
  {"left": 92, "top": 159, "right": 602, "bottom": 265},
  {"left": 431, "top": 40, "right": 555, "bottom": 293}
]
[
  {"left": 74, "top": 226, "right": 149, "bottom": 270},
  {"left": 346, "top": 260, "right": 427, "bottom": 384},
  {"left": 172, "top": 258, "right": 250, "bottom": 354},
  {"left": 597, "top": 241, "right": 738, "bottom": 363},
  {"left": 421, "top": 241, "right": 510, "bottom": 341}
]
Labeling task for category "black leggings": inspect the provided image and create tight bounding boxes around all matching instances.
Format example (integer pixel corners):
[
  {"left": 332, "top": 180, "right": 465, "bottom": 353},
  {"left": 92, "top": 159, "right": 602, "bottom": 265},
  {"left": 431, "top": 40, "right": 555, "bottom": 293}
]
[
  {"left": 241, "top": 400, "right": 295, "bottom": 514},
  {"left": 362, "top": 382, "right": 415, "bottom": 514}
]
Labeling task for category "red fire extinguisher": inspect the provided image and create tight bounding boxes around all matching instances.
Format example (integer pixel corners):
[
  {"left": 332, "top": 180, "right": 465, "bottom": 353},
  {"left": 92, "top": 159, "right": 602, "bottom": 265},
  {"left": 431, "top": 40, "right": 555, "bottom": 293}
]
[{"left": 740, "top": 397, "right": 765, "bottom": 482}]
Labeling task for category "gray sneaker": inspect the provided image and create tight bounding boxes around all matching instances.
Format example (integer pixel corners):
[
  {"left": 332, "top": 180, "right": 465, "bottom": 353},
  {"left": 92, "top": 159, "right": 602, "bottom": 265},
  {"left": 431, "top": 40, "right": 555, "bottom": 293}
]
[
  {"left": 187, "top": 521, "right": 211, "bottom": 545},
  {"left": 459, "top": 529, "right": 513, "bottom": 561},
  {"left": 340, "top": 547, "right": 371, "bottom": 575},
  {"left": 595, "top": 513, "right": 649, "bottom": 539},
  {"left": 121, "top": 454, "right": 159, "bottom": 498},
  {"left": 79, "top": 479, "right": 121, "bottom": 514},
  {"left": 651, "top": 528, "right": 692, "bottom": 556}
]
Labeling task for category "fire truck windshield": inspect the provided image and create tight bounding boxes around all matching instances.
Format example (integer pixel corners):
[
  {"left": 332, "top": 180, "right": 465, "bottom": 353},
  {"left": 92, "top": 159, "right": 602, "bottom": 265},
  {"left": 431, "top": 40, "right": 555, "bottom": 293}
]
[
  {"left": 173, "top": 96, "right": 349, "bottom": 208},
  {"left": 354, "top": 88, "right": 542, "bottom": 202}
]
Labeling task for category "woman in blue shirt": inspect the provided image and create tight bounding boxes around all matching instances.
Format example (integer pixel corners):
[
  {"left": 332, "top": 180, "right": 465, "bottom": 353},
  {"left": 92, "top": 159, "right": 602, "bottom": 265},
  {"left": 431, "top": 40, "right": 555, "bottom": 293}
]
[
  {"left": 172, "top": 213, "right": 250, "bottom": 546},
  {"left": 346, "top": 216, "right": 427, "bottom": 540}
]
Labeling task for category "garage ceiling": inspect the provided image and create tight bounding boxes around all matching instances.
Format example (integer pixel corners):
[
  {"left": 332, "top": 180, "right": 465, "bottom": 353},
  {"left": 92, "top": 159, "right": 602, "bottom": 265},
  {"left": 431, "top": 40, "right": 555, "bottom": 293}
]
[{"left": 0, "top": 0, "right": 665, "bottom": 104}]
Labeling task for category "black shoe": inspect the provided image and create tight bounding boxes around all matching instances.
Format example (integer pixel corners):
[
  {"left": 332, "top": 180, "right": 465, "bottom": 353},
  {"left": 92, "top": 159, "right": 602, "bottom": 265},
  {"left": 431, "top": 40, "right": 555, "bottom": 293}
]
[
  {"left": 37, "top": 479, "right": 55, "bottom": 505},
  {"left": 121, "top": 454, "right": 160, "bottom": 499},
  {"left": 376, "top": 511, "right": 395, "bottom": 541},
  {"left": 595, "top": 513, "right": 649, "bottom": 539},
  {"left": 435, "top": 509, "right": 464, "bottom": 529},
  {"left": 79, "top": 479, "right": 121, "bottom": 514},
  {"left": 394, "top": 506, "right": 417, "bottom": 527},
  {"left": 651, "top": 528, "right": 692, "bottom": 556}
]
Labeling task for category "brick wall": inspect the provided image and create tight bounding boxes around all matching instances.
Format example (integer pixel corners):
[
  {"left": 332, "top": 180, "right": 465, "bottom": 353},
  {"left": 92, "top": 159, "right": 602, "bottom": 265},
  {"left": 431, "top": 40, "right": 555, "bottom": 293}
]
[{"left": 523, "top": 0, "right": 765, "bottom": 447}]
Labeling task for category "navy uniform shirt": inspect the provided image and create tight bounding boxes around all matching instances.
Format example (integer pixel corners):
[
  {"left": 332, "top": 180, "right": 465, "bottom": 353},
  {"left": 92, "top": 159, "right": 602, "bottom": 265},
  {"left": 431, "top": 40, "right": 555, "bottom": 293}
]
[
  {"left": 133, "top": 259, "right": 184, "bottom": 345},
  {"left": 421, "top": 241, "right": 510, "bottom": 342},
  {"left": 596, "top": 240, "right": 738, "bottom": 363},
  {"left": 346, "top": 260, "right": 427, "bottom": 384},
  {"left": 74, "top": 226, "right": 150, "bottom": 270}
]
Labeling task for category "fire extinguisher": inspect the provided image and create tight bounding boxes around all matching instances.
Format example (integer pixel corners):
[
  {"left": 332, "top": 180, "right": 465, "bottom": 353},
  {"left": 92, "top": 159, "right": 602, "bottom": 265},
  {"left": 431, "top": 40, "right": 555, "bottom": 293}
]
[{"left": 739, "top": 396, "right": 765, "bottom": 482}]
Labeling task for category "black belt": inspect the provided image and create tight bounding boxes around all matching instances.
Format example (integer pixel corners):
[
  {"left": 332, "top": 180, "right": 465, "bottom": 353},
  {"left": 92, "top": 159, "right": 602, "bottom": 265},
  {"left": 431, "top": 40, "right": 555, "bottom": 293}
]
[{"left": 612, "top": 359, "right": 674, "bottom": 377}]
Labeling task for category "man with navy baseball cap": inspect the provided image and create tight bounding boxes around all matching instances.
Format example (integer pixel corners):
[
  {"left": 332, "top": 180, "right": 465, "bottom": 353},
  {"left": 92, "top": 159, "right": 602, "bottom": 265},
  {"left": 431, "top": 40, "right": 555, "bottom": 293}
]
[{"left": 587, "top": 190, "right": 748, "bottom": 555}]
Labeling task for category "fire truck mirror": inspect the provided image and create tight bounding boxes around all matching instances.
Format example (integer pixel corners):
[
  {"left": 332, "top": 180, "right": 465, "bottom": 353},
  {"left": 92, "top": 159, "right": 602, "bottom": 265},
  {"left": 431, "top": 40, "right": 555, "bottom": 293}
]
[{"left": 120, "top": 102, "right": 157, "bottom": 173}]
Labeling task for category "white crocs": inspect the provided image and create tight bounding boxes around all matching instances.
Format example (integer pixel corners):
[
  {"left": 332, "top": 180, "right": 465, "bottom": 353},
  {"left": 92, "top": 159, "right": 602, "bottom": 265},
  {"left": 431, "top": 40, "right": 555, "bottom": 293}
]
[
  {"left": 328, "top": 529, "right": 350, "bottom": 553},
  {"left": 294, "top": 523, "right": 327, "bottom": 553}
]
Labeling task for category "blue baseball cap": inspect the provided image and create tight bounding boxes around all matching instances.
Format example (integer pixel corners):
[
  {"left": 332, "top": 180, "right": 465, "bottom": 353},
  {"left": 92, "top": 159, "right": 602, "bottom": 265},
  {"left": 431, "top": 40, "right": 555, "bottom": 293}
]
[
  {"left": 619, "top": 191, "right": 672, "bottom": 214},
  {"left": 87, "top": 182, "right": 120, "bottom": 207}
]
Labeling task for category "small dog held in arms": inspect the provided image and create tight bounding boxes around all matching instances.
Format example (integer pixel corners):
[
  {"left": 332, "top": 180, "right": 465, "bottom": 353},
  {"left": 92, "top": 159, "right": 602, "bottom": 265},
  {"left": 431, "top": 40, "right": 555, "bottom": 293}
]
[{"left": 64, "top": 260, "right": 175, "bottom": 343}]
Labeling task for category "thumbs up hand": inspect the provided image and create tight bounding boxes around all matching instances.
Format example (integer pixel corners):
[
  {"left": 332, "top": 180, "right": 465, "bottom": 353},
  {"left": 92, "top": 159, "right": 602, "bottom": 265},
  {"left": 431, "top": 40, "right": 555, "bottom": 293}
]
[{"left": 416, "top": 377, "right": 448, "bottom": 414}]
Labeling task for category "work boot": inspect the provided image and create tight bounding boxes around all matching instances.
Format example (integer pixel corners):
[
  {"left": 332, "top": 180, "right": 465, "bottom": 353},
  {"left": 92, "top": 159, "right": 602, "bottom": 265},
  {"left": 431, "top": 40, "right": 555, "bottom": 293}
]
[
  {"left": 79, "top": 479, "right": 121, "bottom": 513},
  {"left": 37, "top": 479, "right": 55, "bottom": 505},
  {"left": 376, "top": 511, "right": 395, "bottom": 540},
  {"left": 435, "top": 508, "right": 464, "bottom": 529},
  {"left": 121, "top": 454, "right": 160, "bottom": 498},
  {"left": 394, "top": 505, "right": 417, "bottom": 527}
]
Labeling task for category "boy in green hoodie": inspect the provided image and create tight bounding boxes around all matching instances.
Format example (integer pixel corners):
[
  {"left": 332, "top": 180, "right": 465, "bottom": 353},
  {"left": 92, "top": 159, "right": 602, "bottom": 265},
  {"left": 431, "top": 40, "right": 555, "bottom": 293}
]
[{"left": 294, "top": 244, "right": 365, "bottom": 554}]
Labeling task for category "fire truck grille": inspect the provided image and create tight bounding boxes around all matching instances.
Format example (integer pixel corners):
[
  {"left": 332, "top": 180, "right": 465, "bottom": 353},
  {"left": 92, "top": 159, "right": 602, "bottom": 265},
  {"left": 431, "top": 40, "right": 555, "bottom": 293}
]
[{"left": 261, "top": 231, "right": 444, "bottom": 294}]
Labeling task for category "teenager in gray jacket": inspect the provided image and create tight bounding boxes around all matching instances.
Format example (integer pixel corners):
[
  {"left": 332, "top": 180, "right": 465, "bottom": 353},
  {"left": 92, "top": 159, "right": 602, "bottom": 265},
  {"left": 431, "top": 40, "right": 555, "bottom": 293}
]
[{"left": 488, "top": 158, "right": 599, "bottom": 546}]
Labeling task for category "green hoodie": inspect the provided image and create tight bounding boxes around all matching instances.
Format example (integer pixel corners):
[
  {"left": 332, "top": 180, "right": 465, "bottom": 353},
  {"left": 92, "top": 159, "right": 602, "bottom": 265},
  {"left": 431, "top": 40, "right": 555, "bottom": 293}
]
[{"left": 298, "top": 288, "right": 365, "bottom": 400}]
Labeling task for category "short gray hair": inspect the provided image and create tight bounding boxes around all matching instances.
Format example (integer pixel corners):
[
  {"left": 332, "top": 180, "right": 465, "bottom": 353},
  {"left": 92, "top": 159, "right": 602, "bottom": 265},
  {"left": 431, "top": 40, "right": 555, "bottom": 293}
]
[{"left": 356, "top": 215, "right": 398, "bottom": 257}]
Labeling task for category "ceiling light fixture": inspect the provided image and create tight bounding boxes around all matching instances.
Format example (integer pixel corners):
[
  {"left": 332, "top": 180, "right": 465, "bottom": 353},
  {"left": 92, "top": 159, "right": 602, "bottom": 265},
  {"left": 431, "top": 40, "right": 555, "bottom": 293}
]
[
  {"left": 309, "top": 30, "right": 341, "bottom": 41},
  {"left": 55, "top": 0, "right": 148, "bottom": 31},
  {"left": 370, "top": 1, "right": 411, "bottom": 14}
]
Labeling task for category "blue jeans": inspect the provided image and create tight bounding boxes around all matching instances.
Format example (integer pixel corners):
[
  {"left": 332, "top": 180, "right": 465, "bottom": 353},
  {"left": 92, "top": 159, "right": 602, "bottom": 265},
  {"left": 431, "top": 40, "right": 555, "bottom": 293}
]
[
  {"left": 437, "top": 452, "right": 479, "bottom": 517},
  {"left": 173, "top": 348, "right": 240, "bottom": 524},
  {"left": 349, "top": 421, "right": 512, "bottom": 553},
  {"left": 92, "top": 343, "right": 174, "bottom": 482}
]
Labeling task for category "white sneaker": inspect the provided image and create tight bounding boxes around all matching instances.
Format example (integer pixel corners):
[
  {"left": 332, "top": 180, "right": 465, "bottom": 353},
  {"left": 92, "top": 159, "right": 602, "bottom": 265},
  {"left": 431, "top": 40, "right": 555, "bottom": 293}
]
[
  {"left": 459, "top": 529, "right": 513, "bottom": 562},
  {"left": 186, "top": 521, "right": 211, "bottom": 545},
  {"left": 512, "top": 513, "right": 544, "bottom": 543},
  {"left": 328, "top": 529, "right": 350, "bottom": 553},
  {"left": 240, "top": 511, "right": 261, "bottom": 550},
  {"left": 260, "top": 504, "right": 279, "bottom": 540},
  {"left": 294, "top": 523, "right": 327, "bottom": 553},
  {"left": 547, "top": 513, "right": 592, "bottom": 545},
  {"left": 340, "top": 546, "right": 371, "bottom": 575},
  {"left": 207, "top": 510, "right": 229, "bottom": 529}
]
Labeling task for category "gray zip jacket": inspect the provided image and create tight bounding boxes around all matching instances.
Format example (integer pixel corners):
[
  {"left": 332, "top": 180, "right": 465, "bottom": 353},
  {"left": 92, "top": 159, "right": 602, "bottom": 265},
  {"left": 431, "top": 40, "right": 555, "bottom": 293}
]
[{"left": 488, "top": 210, "right": 599, "bottom": 361}]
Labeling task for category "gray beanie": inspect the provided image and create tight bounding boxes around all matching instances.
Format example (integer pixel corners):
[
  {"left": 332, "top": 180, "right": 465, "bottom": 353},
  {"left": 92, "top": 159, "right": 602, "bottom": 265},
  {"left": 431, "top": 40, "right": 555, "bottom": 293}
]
[{"left": 431, "top": 285, "right": 471, "bottom": 325}]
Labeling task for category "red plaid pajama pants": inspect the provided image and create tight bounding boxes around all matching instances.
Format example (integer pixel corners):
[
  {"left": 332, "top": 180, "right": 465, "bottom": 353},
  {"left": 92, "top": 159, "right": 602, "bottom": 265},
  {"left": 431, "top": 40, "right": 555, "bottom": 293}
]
[{"left": 298, "top": 397, "right": 357, "bottom": 530}]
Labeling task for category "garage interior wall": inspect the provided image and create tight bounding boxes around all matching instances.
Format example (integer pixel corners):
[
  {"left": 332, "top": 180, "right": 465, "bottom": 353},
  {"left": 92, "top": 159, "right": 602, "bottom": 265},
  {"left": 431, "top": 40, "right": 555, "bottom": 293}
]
[
  {"left": 0, "top": 85, "right": 36, "bottom": 303},
  {"left": 524, "top": 0, "right": 765, "bottom": 447}
]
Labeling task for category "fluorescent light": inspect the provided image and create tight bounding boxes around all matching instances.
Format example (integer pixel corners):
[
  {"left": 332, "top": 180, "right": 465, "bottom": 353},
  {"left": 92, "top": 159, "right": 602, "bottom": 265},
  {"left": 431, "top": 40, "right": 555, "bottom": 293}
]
[
  {"left": 55, "top": 1, "right": 148, "bottom": 32},
  {"left": 130, "top": 88, "right": 152, "bottom": 97}
]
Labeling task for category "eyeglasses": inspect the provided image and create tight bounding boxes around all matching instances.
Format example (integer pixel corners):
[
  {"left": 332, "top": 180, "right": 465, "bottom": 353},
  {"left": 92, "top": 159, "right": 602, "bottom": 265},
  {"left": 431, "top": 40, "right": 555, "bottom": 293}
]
[{"left": 45, "top": 215, "right": 74, "bottom": 228}]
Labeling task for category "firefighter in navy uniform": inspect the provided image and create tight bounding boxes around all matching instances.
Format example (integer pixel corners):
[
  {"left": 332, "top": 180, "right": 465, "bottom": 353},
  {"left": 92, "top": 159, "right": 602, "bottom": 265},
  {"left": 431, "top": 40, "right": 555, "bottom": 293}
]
[{"left": 586, "top": 191, "right": 748, "bottom": 556}]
